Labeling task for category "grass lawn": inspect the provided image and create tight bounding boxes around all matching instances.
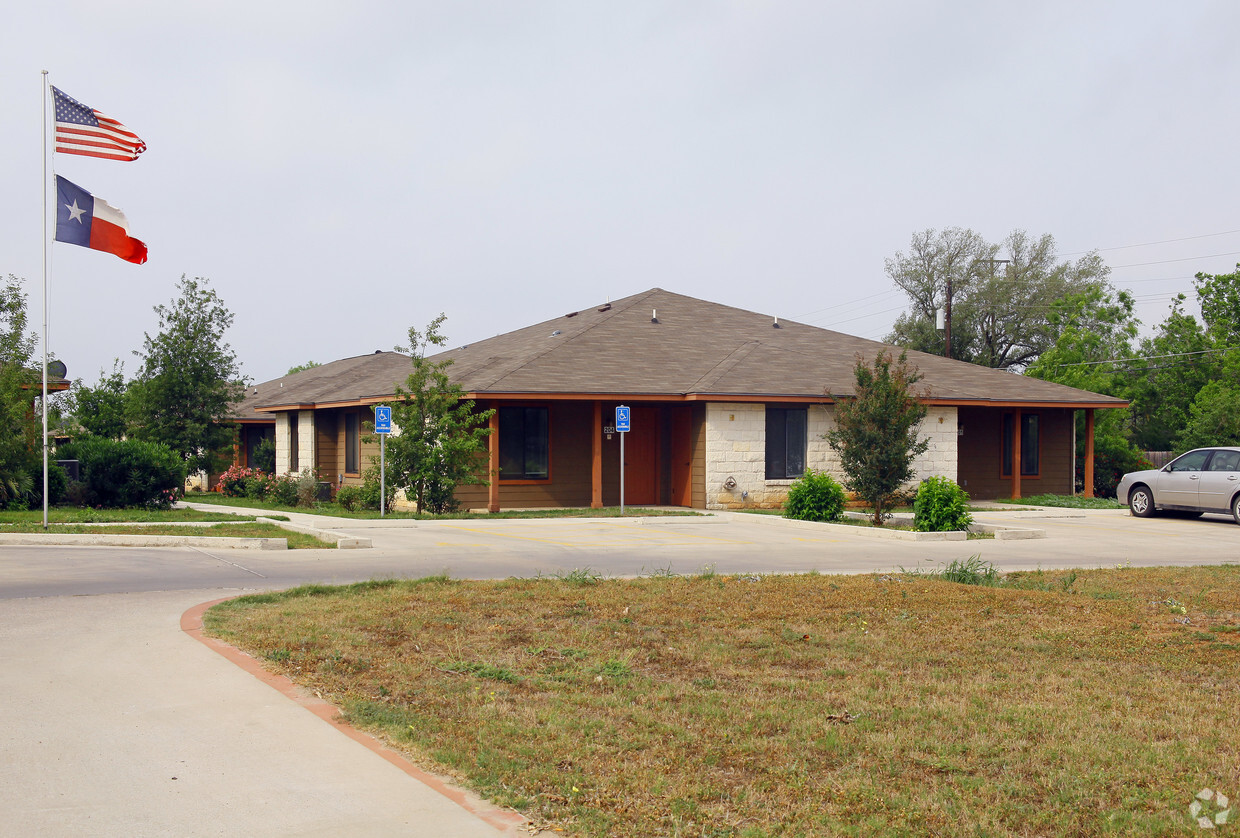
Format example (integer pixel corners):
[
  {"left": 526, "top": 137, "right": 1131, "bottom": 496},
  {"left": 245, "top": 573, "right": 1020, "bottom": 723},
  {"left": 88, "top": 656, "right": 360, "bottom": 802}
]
[
  {"left": 0, "top": 520, "right": 332, "bottom": 548},
  {"left": 993, "top": 493, "right": 1126, "bottom": 510},
  {"left": 185, "top": 494, "right": 700, "bottom": 520},
  {"left": 0, "top": 507, "right": 256, "bottom": 525},
  {"left": 205, "top": 565, "right": 1240, "bottom": 836}
]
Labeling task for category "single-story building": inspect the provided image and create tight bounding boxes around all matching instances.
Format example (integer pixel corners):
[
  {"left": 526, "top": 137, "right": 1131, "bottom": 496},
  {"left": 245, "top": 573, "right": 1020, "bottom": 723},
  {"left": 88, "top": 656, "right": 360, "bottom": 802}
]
[{"left": 228, "top": 288, "right": 1127, "bottom": 509}]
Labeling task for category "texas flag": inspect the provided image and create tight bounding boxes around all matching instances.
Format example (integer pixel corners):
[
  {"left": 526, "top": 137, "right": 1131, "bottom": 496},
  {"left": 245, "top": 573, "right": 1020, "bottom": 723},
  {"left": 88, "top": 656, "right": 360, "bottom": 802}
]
[{"left": 54, "top": 176, "right": 148, "bottom": 265}]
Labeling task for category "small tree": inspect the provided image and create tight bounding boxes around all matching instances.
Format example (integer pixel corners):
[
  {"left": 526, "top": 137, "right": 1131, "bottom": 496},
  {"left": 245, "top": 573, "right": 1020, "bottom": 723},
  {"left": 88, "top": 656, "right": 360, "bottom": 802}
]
[
  {"left": 127, "top": 276, "right": 245, "bottom": 474},
  {"left": 0, "top": 275, "right": 39, "bottom": 506},
  {"left": 827, "top": 351, "right": 929, "bottom": 526},
  {"left": 383, "top": 315, "right": 494, "bottom": 513},
  {"left": 70, "top": 361, "right": 130, "bottom": 440}
]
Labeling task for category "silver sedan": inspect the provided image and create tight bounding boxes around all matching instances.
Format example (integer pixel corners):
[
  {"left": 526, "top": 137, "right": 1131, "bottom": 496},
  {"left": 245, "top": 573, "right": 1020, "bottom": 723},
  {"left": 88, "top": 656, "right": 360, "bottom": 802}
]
[{"left": 1116, "top": 447, "right": 1240, "bottom": 524}]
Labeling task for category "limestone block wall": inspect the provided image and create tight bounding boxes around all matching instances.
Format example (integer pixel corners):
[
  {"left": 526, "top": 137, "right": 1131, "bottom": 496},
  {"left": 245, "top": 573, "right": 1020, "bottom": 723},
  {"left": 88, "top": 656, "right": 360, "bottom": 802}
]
[
  {"left": 274, "top": 413, "right": 292, "bottom": 475},
  {"left": 704, "top": 402, "right": 959, "bottom": 510},
  {"left": 275, "top": 411, "right": 316, "bottom": 476}
]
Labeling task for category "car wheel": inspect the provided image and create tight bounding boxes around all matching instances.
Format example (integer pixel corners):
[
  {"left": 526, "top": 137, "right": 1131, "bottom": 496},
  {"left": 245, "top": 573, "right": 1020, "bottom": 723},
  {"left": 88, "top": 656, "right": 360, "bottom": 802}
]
[
  {"left": 1233, "top": 493, "right": 1240, "bottom": 526},
  {"left": 1129, "top": 485, "right": 1156, "bottom": 518}
]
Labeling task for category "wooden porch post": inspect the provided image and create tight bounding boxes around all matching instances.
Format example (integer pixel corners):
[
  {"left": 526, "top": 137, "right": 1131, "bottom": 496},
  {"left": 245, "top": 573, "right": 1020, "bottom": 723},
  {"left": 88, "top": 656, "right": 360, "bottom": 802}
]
[
  {"left": 487, "top": 407, "right": 500, "bottom": 513},
  {"left": 591, "top": 401, "right": 603, "bottom": 508},
  {"left": 1012, "top": 408, "right": 1022, "bottom": 500},
  {"left": 1084, "top": 408, "right": 1096, "bottom": 499}
]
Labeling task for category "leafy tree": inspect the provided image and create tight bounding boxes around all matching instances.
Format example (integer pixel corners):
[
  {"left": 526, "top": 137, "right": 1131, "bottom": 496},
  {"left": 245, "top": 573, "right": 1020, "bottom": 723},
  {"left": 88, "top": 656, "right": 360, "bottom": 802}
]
[
  {"left": 1025, "top": 286, "right": 1144, "bottom": 496},
  {"left": 127, "top": 276, "right": 245, "bottom": 474},
  {"left": 380, "top": 314, "right": 494, "bottom": 513},
  {"left": 1124, "top": 296, "right": 1218, "bottom": 450},
  {"left": 886, "top": 228, "right": 1112, "bottom": 369},
  {"left": 70, "top": 361, "right": 130, "bottom": 440},
  {"left": 0, "top": 275, "right": 39, "bottom": 505},
  {"left": 1194, "top": 263, "right": 1240, "bottom": 345},
  {"left": 1174, "top": 351, "right": 1240, "bottom": 450},
  {"left": 286, "top": 360, "right": 322, "bottom": 375},
  {"left": 826, "top": 351, "right": 929, "bottom": 526}
]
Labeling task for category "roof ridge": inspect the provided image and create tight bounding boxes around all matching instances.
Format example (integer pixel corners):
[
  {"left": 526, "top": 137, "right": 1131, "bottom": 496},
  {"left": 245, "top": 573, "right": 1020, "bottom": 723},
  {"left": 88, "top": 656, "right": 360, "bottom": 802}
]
[{"left": 689, "top": 341, "right": 761, "bottom": 392}]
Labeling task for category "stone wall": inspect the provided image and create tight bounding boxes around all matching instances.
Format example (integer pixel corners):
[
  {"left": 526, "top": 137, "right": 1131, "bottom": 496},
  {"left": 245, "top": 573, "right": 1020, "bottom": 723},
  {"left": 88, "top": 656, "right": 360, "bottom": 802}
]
[{"left": 704, "top": 402, "right": 958, "bottom": 510}]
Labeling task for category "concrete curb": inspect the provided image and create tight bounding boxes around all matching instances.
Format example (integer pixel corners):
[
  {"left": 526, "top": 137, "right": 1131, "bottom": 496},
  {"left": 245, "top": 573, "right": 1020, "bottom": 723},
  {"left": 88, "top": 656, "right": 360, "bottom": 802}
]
[
  {"left": 0, "top": 532, "right": 287, "bottom": 549},
  {"left": 724, "top": 510, "right": 1046, "bottom": 541},
  {"left": 256, "top": 517, "right": 372, "bottom": 549}
]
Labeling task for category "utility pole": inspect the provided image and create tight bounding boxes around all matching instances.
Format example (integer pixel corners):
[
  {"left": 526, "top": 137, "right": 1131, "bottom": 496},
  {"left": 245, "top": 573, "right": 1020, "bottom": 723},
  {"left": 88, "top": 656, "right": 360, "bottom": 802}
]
[{"left": 943, "top": 258, "right": 1010, "bottom": 359}]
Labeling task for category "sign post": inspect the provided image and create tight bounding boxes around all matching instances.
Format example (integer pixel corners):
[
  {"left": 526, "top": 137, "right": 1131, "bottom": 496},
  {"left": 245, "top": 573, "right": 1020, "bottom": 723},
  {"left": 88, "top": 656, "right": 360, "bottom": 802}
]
[
  {"left": 615, "top": 405, "right": 630, "bottom": 516},
  {"left": 374, "top": 406, "right": 392, "bottom": 517}
]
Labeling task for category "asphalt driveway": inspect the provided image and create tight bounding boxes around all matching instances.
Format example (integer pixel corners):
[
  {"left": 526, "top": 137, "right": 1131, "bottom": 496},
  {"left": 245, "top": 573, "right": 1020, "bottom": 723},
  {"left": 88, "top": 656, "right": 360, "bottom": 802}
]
[{"left": 1, "top": 504, "right": 1236, "bottom": 836}]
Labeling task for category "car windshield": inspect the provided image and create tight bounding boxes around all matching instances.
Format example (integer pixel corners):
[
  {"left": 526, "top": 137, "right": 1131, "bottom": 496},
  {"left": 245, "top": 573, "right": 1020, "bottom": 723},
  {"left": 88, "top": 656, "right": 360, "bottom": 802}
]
[{"left": 1168, "top": 450, "right": 1211, "bottom": 472}]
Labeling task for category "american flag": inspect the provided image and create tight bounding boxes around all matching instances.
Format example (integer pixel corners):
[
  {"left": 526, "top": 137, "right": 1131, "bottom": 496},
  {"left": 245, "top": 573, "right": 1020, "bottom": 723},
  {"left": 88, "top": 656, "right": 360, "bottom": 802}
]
[{"left": 52, "top": 86, "right": 146, "bottom": 162}]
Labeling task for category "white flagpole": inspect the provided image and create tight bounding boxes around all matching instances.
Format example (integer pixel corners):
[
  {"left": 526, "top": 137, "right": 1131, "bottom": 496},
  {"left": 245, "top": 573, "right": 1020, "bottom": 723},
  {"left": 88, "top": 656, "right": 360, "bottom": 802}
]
[{"left": 41, "top": 70, "right": 50, "bottom": 530}]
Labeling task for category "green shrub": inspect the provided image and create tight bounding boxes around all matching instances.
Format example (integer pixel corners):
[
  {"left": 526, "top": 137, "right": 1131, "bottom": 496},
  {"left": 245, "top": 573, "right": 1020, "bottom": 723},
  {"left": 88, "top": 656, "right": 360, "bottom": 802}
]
[
  {"left": 783, "top": 469, "right": 846, "bottom": 522},
  {"left": 913, "top": 476, "right": 973, "bottom": 532},
  {"left": 268, "top": 474, "right": 299, "bottom": 506},
  {"left": 58, "top": 437, "right": 186, "bottom": 508},
  {"left": 295, "top": 469, "right": 319, "bottom": 508},
  {"left": 251, "top": 436, "right": 276, "bottom": 474},
  {"left": 243, "top": 474, "right": 273, "bottom": 499},
  {"left": 335, "top": 484, "right": 362, "bottom": 511}
]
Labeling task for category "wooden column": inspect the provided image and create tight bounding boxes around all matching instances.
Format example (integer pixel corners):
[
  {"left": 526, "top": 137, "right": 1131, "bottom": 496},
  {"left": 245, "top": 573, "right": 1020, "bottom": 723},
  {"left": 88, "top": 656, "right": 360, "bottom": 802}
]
[
  {"left": 591, "top": 401, "right": 603, "bottom": 508},
  {"left": 1012, "top": 409, "right": 1022, "bottom": 500},
  {"left": 487, "top": 407, "right": 500, "bottom": 513},
  {"left": 1084, "top": 408, "right": 1096, "bottom": 499}
]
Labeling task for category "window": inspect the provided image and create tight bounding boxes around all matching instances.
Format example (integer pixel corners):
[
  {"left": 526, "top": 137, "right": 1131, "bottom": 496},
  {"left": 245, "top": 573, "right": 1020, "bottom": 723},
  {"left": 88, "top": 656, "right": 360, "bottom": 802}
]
[
  {"left": 344, "top": 412, "right": 359, "bottom": 474},
  {"left": 499, "top": 406, "right": 549, "bottom": 480},
  {"left": 288, "top": 411, "right": 299, "bottom": 472},
  {"left": 765, "top": 407, "right": 807, "bottom": 480},
  {"left": 1169, "top": 449, "right": 1210, "bottom": 472},
  {"left": 1002, "top": 413, "right": 1039, "bottom": 477}
]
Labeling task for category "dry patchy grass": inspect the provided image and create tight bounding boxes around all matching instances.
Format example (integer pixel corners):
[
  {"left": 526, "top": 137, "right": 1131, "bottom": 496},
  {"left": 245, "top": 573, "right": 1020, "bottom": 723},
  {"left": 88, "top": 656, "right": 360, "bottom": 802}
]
[{"left": 205, "top": 566, "right": 1240, "bottom": 837}]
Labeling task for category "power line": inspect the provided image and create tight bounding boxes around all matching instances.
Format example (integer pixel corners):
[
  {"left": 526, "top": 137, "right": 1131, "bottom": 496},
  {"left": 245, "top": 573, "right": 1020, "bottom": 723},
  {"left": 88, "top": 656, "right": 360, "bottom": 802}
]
[
  {"left": 1053, "top": 347, "right": 1236, "bottom": 368},
  {"left": 1062, "top": 228, "right": 1240, "bottom": 257}
]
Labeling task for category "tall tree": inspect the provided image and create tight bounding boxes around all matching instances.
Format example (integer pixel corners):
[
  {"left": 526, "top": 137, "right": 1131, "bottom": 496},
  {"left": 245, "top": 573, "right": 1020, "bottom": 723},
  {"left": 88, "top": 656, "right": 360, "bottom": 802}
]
[
  {"left": 127, "top": 276, "right": 245, "bottom": 474},
  {"left": 1124, "top": 296, "right": 1218, "bottom": 451},
  {"left": 380, "top": 315, "right": 494, "bottom": 513},
  {"left": 886, "top": 228, "right": 1112, "bottom": 369},
  {"left": 70, "top": 361, "right": 130, "bottom": 441},
  {"left": 1025, "top": 286, "right": 1143, "bottom": 496},
  {"left": 0, "top": 275, "right": 39, "bottom": 504},
  {"left": 1194, "top": 263, "right": 1240, "bottom": 345},
  {"left": 826, "top": 351, "right": 929, "bottom": 526}
]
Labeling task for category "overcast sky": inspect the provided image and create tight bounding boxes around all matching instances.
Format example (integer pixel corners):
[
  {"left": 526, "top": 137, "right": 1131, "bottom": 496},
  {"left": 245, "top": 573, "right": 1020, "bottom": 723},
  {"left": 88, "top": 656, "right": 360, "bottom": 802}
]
[{"left": 5, "top": 1, "right": 1239, "bottom": 385}]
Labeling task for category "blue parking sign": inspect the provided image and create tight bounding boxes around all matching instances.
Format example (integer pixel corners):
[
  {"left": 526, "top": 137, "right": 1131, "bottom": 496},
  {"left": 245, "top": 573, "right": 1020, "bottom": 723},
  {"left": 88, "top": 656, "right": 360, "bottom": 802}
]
[
  {"left": 374, "top": 405, "right": 392, "bottom": 434},
  {"left": 615, "top": 405, "right": 630, "bottom": 433}
]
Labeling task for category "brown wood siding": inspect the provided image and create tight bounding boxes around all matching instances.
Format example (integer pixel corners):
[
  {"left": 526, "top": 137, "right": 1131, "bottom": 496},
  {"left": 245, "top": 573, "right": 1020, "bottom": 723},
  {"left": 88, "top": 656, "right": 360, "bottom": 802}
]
[
  {"left": 456, "top": 402, "right": 597, "bottom": 509},
  {"left": 691, "top": 403, "right": 707, "bottom": 509},
  {"left": 315, "top": 411, "right": 339, "bottom": 484},
  {"left": 957, "top": 406, "right": 1075, "bottom": 498}
]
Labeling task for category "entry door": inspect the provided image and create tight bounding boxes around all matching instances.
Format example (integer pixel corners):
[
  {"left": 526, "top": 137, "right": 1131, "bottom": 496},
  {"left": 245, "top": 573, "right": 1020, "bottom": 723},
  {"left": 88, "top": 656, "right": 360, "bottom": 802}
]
[
  {"left": 623, "top": 407, "right": 659, "bottom": 505},
  {"left": 1158, "top": 449, "right": 1210, "bottom": 507},
  {"left": 670, "top": 407, "right": 693, "bottom": 507},
  {"left": 1199, "top": 449, "right": 1240, "bottom": 512}
]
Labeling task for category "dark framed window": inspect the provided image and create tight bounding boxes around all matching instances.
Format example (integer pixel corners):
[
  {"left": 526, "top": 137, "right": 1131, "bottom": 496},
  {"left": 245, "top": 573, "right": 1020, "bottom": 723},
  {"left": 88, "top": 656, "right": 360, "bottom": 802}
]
[
  {"left": 765, "top": 407, "right": 807, "bottom": 480},
  {"left": 499, "top": 406, "right": 549, "bottom": 480},
  {"left": 288, "top": 411, "right": 299, "bottom": 472},
  {"left": 1002, "top": 413, "right": 1039, "bottom": 477},
  {"left": 344, "top": 412, "right": 360, "bottom": 474}
]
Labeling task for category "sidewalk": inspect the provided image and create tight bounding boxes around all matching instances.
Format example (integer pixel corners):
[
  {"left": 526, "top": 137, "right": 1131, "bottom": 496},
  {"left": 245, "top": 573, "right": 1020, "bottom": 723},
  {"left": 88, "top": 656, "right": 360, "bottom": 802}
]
[{"left": 0, "top": 589, "right": 530, "bottom": 837}]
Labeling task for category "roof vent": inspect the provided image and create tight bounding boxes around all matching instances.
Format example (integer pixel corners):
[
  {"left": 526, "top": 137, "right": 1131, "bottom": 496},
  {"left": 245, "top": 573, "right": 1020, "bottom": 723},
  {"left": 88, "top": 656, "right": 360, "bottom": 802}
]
[
  {"left": 551, "top": 329, "right": 562, "bottom": 337},
  {"left": 597, "top": 303, "right": 611, "bottom": 313},
  {"left": 773, "top": 316, "right": 780, "bottom": 328},
  {"left": 651, "top": 309, "right": 658, "bottom": 323},
  {"left": 374, "top": 350, "right": 382, "bottom": 354},
  {"left": 565, "top": 311, "right": 578, "bottom": 318}
]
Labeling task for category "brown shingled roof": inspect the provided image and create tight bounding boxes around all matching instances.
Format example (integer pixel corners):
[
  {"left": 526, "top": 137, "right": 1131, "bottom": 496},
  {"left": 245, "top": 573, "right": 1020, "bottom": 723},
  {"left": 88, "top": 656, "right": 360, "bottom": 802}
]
[{"left": 232, "top": 288, "right": 1126, "bottom": 415}]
